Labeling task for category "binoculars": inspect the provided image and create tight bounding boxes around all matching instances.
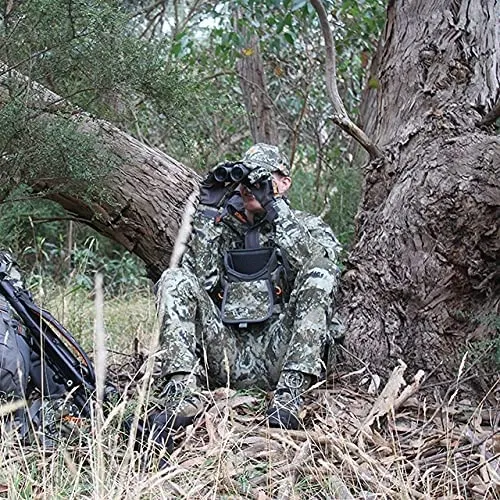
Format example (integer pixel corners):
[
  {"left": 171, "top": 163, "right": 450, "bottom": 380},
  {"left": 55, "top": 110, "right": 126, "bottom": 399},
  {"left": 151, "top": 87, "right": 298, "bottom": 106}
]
[{"left": 213, "top": 162, "right": 251, "bottom": 183}]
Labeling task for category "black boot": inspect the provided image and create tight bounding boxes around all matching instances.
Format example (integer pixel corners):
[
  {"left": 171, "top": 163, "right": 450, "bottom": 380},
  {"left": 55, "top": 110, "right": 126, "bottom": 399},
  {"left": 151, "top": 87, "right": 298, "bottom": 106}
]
[
  {"left": 155, "top": 372, "right": 207, "bottom": 430},
  {"left": 267, "top": 370, "right": 312, "bottom": 430}
]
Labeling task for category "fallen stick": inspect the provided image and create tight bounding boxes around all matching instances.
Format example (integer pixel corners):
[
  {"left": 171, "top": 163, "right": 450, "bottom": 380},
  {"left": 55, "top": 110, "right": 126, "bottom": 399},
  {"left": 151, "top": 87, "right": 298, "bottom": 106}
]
[
  {"left": 394, "top": 370, "right": 426, "bottom": 411},
  {"left": 359, "top": 359, "right": 408, "bottom": 434}
]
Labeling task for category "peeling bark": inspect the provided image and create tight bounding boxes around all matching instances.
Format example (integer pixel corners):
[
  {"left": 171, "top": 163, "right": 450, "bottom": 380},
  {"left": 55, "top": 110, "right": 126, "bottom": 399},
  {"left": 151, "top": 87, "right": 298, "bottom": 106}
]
[
  {"left": 42, "top": 118, "right": 200, "bottom": 281},
  {"left": 342, "top": 0, "right": 499, "bottom": 384}
]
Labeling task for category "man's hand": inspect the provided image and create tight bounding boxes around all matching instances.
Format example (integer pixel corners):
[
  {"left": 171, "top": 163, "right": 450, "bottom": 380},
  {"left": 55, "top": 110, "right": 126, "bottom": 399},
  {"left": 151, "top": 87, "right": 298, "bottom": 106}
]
[
  {"left": 245, "top": 165, "right": 271, "bottom": 185},
  {"left": 243, "top": 171, "right": 279, "bottom": 222},
  {"left": 199, "top": 167, "right": 230, "bottom": 208}
]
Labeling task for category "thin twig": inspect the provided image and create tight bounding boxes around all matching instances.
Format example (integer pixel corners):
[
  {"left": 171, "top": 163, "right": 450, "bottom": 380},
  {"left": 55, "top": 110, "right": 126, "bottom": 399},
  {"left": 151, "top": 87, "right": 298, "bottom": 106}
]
[{"left": 310, "top": 0, "right": 383, "bottom": 159}]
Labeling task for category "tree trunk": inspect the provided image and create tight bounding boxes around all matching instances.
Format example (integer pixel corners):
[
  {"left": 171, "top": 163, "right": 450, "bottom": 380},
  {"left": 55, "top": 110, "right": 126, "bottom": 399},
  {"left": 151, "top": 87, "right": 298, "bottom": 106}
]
[
  {"left": 236, "top": 34, "right": 279, "bottom": 145},
  {"left": 342, "top": 0, "right": 499, "bottom": 385},
  {"left": 0, "top": 63, "right": 199, "bottom": 281}
]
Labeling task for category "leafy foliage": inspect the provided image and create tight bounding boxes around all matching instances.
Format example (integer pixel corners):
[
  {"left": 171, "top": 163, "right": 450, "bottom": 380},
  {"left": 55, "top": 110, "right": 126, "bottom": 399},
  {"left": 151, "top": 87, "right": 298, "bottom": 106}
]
[
  {"left": 0, "top": 197, "right": 147, "bottom": 294},
  {"left": 1, "top": 0, "right": 193, "bottom": 126},
  {"left": 0, "top": 197, "right": 67, "bottom": 260},
  {"left": 0, "top": 0, "right": 199, "bottom": 198},
  {"left": 68, "top": 237, "right": 149, "bottom": 294},
  {"left": 0, "top": 99, "right": 117, "bottom": 198}
]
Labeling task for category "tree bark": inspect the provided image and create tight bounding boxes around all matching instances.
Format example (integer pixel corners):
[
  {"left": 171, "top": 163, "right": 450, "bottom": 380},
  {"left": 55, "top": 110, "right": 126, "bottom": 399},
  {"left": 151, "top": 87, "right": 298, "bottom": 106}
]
[
  {"left": 342, "top": 0, "right": 499, "bottom": 384},
  {"left": 43, "top": 118, "right": 199, "bottom": 281},
  {"left": 236, "top": 35, "right": 279, "bottom": 145}
]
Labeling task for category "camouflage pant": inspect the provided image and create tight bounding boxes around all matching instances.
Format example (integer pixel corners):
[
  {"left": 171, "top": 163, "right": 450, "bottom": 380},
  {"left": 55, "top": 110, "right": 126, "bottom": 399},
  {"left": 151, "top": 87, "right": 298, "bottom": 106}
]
[{"left": 156, "top": 256, "right": 341, "bottom": 391}]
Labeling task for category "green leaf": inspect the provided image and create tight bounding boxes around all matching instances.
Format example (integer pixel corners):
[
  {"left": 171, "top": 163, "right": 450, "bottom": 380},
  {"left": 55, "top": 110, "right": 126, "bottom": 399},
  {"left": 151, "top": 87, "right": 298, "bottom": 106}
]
[
  {"left": 368, "top": 77, "right": 380, "bottom": 89},
  {"left": 283, "top": 32, "right": 295, "bottom": 44},
  {"left": 171, "top": 42, "right": 182, "bottom": 56}
]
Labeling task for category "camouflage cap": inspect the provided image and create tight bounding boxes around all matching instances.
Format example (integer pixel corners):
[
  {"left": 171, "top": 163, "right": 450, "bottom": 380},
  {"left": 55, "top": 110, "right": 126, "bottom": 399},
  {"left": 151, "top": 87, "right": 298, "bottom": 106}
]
[{"left": 242, "top": 143, "right": 291, "bottom": 176}]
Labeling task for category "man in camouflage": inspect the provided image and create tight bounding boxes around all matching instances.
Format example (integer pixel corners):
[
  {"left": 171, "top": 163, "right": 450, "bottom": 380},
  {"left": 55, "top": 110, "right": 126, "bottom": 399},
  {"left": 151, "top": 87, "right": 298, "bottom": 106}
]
[{"left": 154, "top": 143, "right": 342, "bottom": 430}]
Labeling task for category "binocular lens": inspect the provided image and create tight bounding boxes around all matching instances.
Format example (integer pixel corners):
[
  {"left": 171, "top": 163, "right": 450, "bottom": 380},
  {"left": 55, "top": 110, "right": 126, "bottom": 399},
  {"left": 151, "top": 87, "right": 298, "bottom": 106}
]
[
  {"left": 230, "top": 164, "right": 250, "bottom": 182},
  {"left": 213, "top": 166, "right": 230, "bottom": 183}
]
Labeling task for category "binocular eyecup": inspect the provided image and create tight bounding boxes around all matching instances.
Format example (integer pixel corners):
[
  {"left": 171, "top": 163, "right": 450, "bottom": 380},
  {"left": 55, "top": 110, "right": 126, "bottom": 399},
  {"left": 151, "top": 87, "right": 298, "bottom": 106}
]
[{"left": 213, "top": 162, "right": 250, "bottom": 183}]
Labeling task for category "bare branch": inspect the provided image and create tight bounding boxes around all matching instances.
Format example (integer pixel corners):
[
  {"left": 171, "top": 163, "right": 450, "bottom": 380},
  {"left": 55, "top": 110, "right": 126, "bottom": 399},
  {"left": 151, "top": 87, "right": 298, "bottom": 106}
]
[
  {"left": 310, "top": 0, "right": 383, "bottom": 159},
  {"left": 178, "top": 0, "right": 206, "bottom": 35}
]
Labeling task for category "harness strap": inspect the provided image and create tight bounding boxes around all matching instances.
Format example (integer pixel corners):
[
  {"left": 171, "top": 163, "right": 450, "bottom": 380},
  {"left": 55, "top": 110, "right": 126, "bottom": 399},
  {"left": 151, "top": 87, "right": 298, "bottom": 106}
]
[{"left": 244, "top": 227, "right": 261, "bottom": 249}]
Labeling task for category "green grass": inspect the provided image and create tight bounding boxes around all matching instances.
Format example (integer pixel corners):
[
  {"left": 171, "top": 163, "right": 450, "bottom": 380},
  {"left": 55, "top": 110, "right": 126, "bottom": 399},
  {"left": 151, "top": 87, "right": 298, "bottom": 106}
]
[{"left": 40, "top": 281, "right": 157, "bottom": 354}]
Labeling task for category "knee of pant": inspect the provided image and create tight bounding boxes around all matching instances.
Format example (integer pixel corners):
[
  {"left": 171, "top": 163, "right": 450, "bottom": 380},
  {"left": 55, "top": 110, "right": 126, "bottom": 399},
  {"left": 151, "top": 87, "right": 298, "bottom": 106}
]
[
  {"left": 156, "top": 267, "right": 200, "bottom": 296},
  {"left": 298, "top": 256, "right": 339, "bottom": 291}
]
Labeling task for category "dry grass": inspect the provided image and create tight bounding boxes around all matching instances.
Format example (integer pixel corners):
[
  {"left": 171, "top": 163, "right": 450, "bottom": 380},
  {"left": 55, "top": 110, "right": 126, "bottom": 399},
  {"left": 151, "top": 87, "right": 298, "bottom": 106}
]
[{"left": 0, "top": 285, "right": 498, "bottom": 499}]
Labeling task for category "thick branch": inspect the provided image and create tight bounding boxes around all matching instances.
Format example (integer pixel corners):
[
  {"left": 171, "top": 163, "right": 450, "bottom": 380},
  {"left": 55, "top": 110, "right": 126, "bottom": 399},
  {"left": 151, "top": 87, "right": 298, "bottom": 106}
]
[
  {"left": 0, "top": 61, "right": 198, "bottom": 281},
  {"left": 310, "top": 0, "right": 382, "bottom": 159}
]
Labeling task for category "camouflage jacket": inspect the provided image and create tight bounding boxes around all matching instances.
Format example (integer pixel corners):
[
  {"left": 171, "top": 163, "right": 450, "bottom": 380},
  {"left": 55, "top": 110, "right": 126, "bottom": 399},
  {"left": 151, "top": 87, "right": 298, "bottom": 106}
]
[{"left": 180, "top": 194, "right": 342, "bottom": 295}]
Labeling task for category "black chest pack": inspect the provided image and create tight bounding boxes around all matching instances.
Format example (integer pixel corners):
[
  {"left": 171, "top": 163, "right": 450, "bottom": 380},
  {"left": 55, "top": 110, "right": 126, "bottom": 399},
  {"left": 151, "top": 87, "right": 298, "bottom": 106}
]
[{"left": 219, "top": 245, "right": 290, "bottom": 327}]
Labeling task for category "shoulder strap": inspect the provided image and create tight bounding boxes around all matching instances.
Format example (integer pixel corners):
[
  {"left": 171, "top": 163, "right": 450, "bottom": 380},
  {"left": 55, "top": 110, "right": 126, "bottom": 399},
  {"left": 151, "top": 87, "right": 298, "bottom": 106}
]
[{"left": 244, "top": 227, "right": 261, "bottom": 249}]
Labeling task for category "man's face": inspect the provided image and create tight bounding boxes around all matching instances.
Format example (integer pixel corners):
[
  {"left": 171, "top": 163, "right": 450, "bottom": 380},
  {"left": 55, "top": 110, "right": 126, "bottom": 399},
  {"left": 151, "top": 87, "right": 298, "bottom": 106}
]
[{"left": 239, "top": 172, "right": 291, "bottom": 215}]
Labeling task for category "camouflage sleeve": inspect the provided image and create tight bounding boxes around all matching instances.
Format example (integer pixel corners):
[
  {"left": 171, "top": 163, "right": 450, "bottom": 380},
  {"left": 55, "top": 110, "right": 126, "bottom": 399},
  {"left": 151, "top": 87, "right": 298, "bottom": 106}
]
[
  {"left": 272, "top": 198, "right": 341, "bottom": 269},
  {"left": 301, "top": 213, "right": 342, "bottom": 263},
  {"left": 180, "top": 207, "right": 223, "bottom": 292}
]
